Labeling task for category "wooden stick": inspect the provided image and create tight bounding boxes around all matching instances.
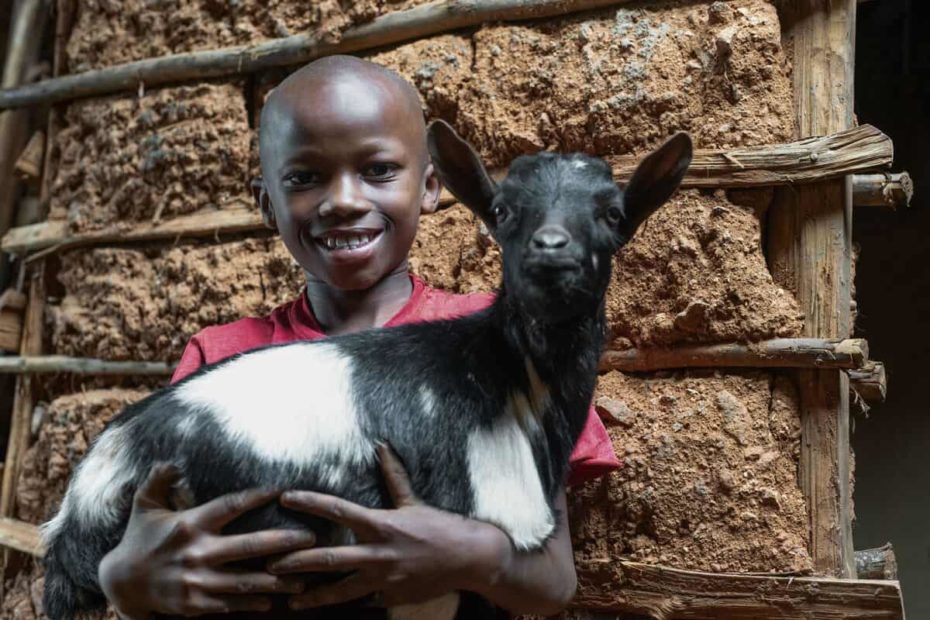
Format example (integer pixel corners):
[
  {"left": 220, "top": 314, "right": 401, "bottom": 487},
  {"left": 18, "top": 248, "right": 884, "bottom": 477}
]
[
  {"left": 0, "top": 338, "right": 867, "bottom": 377},
  {"left": 769, "top": 0, "right": 857, "bottom": 579},
  {"left": 0, "top": 125, "right": 894, "bottom": 256},
  {"left": 852, "top": 172, "right": 913, "bottom": 209},
  {"left": 856, "top": 544, "right": 898, "bottom": 580},
  {"left": 0, "top": 264, "right": 44, "bottom": 518},
  {"left": 0, "top": 517, "right": 42, "bottom": 556},
  {"left": 599, "top": 338, "right": 868, "bottom": 373},
  {"left": 609, "top": 124, "right": 893, "bottom": 188},
  {"left": 0, "top": 0, "right": 636, "bottom": 109},
  {"left": 574, "top": 560, "right": 905, "bottom": 618},
  {"left": 0, "top": 355, "right": 175, "bottom": 375},
  {"left": 849, "top": 361, "right": 887, "bottom": 403}
]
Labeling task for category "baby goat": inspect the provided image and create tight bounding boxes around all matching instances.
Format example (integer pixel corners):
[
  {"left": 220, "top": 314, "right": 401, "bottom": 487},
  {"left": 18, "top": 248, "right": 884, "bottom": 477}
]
[{"left": 43, "top": 120, "right": 692, "bottom": 620}]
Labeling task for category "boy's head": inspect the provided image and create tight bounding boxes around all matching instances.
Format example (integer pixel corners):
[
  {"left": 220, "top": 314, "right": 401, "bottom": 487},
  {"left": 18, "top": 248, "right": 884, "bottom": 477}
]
[{"left": 254, "top": 56, "right": 440, "bottom": 291}]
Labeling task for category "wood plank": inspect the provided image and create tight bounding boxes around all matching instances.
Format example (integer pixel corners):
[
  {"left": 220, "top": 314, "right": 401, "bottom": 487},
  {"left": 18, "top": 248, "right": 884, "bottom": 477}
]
[
  {"left": 0, "top": 517, "right": 42, "bottom": 556},
  {"left": 574, "top": 560, "right": 905, "bottom": 619},
  {"left": 599, "top": 338, "right": 867, "bottom": 372},
  {"left": 769, "top": 0, "right": 857, "bottom": 579},
  {"left": 848, "top": 361, "right": 886, "bottom": 403},
  {"left": 856, "top": 544, "right": 897, "bottom": 580},
  {"left": 0, "top": 125, "right": 894, "bottom": 256},
  {"left": 0, "top": 355, "right": 175, "bottom": 375},
  {"left": 0, "top": 264, "right": 44, "bottom": 518},
  {"left": 0, "top": 0, "right": 639, "bottom": 109}
]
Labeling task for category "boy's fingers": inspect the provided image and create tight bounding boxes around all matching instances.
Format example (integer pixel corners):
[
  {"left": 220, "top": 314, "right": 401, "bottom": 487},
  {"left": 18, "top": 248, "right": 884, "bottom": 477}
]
[
  {"left": 377, "top": 444, "right": 420, "bottom": 507},
  {"left": 196, "top": 569, "right": 305, "bottom": 595},
  {"left": 268, "top": 544, "right": 392, "bottom": 575},
  {"left": 289, "top": 574, "right": 379, "bottom": 609},
  {"left": 280, "top": 492, "right": 376, "bottom": 535},
  {"left": 132, "top": 462, "right": 182, "bottom": 511},
  {"left": 191, "top": 488, "right": 281, "bottom": 531},
  {"left": 186, "top": 593, "right": 273, "bottom": 615},
  {"left": 204, "top": 529, "right": 317, "bottom": 565}
]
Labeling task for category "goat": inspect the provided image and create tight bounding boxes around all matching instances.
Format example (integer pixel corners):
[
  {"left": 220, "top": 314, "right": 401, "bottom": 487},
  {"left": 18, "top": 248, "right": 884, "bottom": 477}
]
[{"left": 42, "top": 120, "right": 692, "bottom": 620}]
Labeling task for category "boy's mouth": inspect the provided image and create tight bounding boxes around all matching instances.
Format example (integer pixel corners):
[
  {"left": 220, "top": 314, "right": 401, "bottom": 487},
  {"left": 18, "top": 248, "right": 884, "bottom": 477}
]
[{"left": 314, "top": 229, "right": 383, "bottom": 252}]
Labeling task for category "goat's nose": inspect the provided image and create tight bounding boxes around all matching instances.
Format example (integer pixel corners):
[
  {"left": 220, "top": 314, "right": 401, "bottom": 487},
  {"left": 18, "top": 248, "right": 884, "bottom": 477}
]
[{"left": 531, "top": 225, "right": 571, "bottom": 250}]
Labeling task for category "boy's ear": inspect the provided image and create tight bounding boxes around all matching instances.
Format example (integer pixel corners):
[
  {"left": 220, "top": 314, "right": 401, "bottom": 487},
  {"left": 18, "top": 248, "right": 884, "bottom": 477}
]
[
  {"left": 621, "top": 132, "right": 693, "bottom": 237},
  {"left": 419, "top": 163, "right": 442, "bottom": 216},
  {"left": 251, "top": 176, "right": 277, "bottom": 231},
  {"left": 426, "top": 120, "right": 498, "bottom": 230}
]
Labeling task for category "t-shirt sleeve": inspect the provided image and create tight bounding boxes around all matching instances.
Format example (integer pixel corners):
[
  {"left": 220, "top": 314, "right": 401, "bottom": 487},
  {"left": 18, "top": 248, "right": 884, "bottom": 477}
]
[
  {"left": 566, "top": 405, "right": 622, "bottom": 487},
  {"left": 170, "top": 335, "right": 207, "bottom": 384}
]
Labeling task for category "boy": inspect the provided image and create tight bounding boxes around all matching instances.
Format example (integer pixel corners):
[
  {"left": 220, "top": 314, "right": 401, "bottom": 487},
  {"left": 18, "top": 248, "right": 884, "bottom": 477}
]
[{"left": 97, "top": 56, "right": 620, "bottom": 618}]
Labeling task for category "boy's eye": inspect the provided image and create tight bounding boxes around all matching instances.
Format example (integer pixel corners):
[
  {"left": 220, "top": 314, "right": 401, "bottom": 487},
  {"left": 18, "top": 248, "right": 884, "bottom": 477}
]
[
  {"left": 283, "top": 171, "right": 321, "bottom": 187},
  {"left": 363, "top": 163, "right": 397, "bottom": 179}
]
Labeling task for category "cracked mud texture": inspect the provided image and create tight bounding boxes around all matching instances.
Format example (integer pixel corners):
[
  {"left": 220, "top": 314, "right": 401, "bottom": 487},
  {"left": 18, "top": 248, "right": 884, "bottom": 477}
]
[
  {"left": 568, "top": 371, "right": 811, "bottom": 605},
  {"left": 16, "top": 389, "right": 151, "bottom": 525},
  {"left": 49, "top": 239, "right": 303, "bottom": 362},
  {"left": 65, "top": 0, "right": 431, "bottom": 73},
  {"left": 48, "top": 82, "right": 251, "bottom": 233},
  {"left": 375, "top": 0, "right": 794, "bottom": 168}
]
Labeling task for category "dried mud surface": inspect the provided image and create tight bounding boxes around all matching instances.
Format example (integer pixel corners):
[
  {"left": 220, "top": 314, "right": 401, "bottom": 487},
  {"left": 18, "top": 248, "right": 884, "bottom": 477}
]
[
  {"left": 49, "top": 239, "right": 303, "bottom": 362},
  {"left": 49, "top": 83, "right": 251, "bottom": 232},
  {"left": 16, "top": 389, "right": 150, "bottom": 525},
  {"left": 376, "top": 0, "right": 795, "bottom": 168},
  {"left": 569, "top": 371, "right": 811, "bottom": 594},
  {"left": 65, "top": 0, "right": 431, "bottom": 73}
]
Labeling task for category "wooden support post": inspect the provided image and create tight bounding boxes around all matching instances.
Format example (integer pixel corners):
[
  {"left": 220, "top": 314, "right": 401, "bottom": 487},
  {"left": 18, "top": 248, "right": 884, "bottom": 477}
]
[
  {"left": 770, "top": 0, "right": 857, "bottom": 578},
  {"left": 0, "top": 263, "right": 44, "bottom": 518},
  {"left": 852, "top": 173, "right": 914, "bottom": 209}
]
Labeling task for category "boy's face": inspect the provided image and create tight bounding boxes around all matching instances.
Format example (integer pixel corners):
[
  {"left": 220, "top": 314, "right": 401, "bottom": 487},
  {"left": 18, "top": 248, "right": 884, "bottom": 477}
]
[{"left": 257, "top": 72, "right": 439, "bottom": 291}]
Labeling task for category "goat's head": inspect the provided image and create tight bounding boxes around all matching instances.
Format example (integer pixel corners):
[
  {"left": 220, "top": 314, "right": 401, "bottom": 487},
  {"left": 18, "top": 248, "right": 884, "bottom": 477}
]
[{"left": 428, "top": 120, "right": 692, "bottom": 324}]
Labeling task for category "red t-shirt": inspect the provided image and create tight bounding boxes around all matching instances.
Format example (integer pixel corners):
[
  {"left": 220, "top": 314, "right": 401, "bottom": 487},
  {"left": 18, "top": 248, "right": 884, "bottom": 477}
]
[{"left": 172, "top": 275, "right": 620, "bottom": 486}]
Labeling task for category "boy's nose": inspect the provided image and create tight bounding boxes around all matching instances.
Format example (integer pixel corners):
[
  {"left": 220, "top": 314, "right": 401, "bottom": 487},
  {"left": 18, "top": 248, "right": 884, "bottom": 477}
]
[{"left": 319, "top": 173, "right": 368, "bottom": 218}]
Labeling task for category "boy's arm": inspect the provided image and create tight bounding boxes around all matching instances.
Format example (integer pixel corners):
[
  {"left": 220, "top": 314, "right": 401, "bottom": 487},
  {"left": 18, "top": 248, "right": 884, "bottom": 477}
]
[{"left": 270, "top": 446, "right": 577, "bottom": 615}]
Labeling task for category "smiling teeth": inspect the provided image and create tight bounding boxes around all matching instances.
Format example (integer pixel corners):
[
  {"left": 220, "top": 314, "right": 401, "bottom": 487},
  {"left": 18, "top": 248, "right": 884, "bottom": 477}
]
[{"left": 322, "top": 234, "right": 374, "bottom": 250}]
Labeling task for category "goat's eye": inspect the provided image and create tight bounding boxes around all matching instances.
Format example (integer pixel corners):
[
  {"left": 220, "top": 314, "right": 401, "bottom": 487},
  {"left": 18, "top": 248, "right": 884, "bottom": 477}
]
[
  {"left": 604, "top": 205, "right": 623, "bottom": 225},
  {"left": 491, "top": 204, "right": 509, "bottom": 224}
]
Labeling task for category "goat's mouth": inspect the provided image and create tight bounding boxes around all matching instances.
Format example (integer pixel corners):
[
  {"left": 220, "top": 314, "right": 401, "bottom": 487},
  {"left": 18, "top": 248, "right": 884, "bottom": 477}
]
[{"left": 523, "top": 256, "right": 583, "bottom": 273}]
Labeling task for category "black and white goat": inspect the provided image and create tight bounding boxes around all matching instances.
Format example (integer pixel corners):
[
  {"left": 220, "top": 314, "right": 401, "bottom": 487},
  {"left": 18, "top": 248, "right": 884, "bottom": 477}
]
[{"left": 42, "top": 120, "right": 692, "bottom": 620}]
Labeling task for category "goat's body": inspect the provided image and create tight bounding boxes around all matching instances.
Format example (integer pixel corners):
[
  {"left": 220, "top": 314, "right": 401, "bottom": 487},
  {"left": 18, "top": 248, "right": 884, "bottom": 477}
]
[{"left": 43, "top": 304, "right": 600, "bottom": 620}]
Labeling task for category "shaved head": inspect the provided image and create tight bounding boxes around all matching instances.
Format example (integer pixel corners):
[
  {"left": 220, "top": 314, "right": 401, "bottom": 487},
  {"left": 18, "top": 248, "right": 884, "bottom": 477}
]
[{"left": 260, "top": 56, "right": 428, "bottom": 172}]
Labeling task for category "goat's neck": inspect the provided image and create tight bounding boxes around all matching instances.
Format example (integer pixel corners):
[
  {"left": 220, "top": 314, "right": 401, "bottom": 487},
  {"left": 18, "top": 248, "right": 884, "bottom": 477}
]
[{"left": 492, "top": 288, "right": 606, "bottom": 402}]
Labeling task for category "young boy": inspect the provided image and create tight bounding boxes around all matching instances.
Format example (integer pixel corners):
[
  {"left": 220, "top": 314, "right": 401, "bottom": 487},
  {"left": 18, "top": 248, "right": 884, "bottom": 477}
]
[{"left": 97, "top": 56, "right": 620, "bottom": 618}]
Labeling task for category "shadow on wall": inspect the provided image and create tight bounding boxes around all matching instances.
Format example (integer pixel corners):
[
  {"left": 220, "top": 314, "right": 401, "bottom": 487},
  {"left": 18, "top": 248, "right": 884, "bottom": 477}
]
[{"left": 853, "top": 1, "right": 930, "bottom": 618}]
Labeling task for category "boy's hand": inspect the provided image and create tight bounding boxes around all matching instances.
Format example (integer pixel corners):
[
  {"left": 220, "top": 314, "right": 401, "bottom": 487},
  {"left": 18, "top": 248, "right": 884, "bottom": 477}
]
[
  {"left": 267, "top": 445, "right": 512, "bottom": 609},
  {"left": 98, "top": 463, "right": 315, "bottom": 619}
]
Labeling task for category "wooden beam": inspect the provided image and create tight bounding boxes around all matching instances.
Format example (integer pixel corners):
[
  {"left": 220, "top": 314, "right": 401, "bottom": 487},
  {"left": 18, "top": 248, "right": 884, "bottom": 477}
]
[
  {"left": 0, "top": 0, "right": 638, "bottom": 109},
  {"left": 574, "top": 560, "right": 905, "bottom": 619},
  {"left": 0, "top": 517, "right": 42, "bottom": 556},
  {"left": 0, "top": 264, "right": 44, "bottom": 518},
  {"left": 769, "top": 0, "right": 857, "bottom": 579},
  {"left": 848, "top": 361, "right": 886, "bottom": 403},
  {"left": 0, "top": 355, "right": 175, "bottom": 375},
  {"left": 0, "top": 125, "right": 894, "bottom": 256},
  {"left": 852, "top": 173, "right": 913, "bottom": 209},
  {"left": 599, "top": 338, "right": 868, "bottom": 373},
  {"left": 856, "top": 544, "right": 897, "bottom": 580}
]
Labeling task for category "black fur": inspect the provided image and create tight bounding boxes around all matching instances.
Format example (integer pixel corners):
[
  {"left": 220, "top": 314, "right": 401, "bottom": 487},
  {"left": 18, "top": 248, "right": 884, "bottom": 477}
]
[{"left": 43, "top": 121, "right": 692, "bottom": 620}]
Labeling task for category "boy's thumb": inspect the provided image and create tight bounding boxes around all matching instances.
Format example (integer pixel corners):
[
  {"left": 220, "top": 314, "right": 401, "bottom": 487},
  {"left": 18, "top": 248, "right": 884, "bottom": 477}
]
[{"left": 132, "top": 462, "right": 182, "bottom": 511}]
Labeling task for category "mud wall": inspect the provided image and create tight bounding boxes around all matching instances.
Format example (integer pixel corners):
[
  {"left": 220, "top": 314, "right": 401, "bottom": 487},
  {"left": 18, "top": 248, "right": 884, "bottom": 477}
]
[{"left": 4, "top": 0, "right": 815, "bottom": 616}]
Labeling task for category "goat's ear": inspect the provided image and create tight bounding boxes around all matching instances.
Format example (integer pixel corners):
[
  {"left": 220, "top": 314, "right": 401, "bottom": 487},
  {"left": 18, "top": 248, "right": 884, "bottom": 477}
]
[
  {"left": 622, "top": 132, "right": 693, "bottom": 236},
  {"left": 427, "top": 120, "right": 498, "bottom": 229}
]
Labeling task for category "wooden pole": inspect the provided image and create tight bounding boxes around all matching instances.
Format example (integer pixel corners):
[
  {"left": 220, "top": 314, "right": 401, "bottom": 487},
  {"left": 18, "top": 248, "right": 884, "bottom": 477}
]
[
  {"left": 0, "top": 125, "right": 895, "bottom": 256},
  {"left": 848, "top": 361, "right": 887, "bottom": 403},
  {"left": 0, "top": 0, "right": 638, "bottom": 109},
  {"left": 0, "top": 263, "right": 44, "bottom": 518},
  {"left": 0, "top": 355, "right": 175, "bottom": 375},
  {"left": 852, "top": 172, "right": 913, "bottom": 209},
  {"left": 769, "top": 0, "right": 857, "bottom": 579},
  {"left": 0, "top": 517, "right": 41, "bottom": 555},
  {"left": 599, "top": 338, "right": 868, "bottom": 372},
  {"left": 574, "top": 560, "right": 904, "bottom": 618}
]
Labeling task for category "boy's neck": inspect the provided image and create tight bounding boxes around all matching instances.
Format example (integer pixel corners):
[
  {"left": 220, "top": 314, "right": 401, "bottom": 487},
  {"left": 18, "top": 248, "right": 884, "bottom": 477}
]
[{"left": 304, "top": 268, "right": 414, "bottom": 336}]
